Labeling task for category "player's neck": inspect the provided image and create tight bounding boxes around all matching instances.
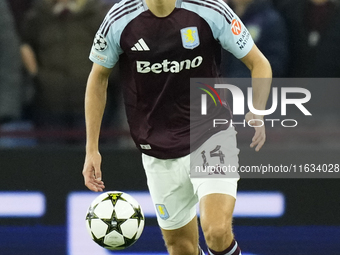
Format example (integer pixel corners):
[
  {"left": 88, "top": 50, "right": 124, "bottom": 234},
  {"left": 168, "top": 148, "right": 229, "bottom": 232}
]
[{"left": 145, "top": 0, "right": 177, "bottom": 17}]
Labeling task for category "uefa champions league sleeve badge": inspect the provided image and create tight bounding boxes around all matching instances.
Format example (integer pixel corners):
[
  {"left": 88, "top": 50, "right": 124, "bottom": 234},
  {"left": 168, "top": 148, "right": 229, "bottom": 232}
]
[{"left": 93, "top": 33, "right": 108, "bottom": 52}]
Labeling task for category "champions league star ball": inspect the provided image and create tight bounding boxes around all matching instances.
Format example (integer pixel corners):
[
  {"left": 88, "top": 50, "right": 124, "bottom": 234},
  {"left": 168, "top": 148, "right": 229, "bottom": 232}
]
[
  {"left": 85, "top": 191, "right": 145, "bottom": 250},
  {"left": 93, "top": 33, "right": 108, "bottom": 51}
]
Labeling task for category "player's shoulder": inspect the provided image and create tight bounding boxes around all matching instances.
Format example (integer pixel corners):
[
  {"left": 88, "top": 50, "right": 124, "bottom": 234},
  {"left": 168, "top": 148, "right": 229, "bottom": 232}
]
[
  {"left": 179, "top": 0, "right": 235, "bottom": 23},
  {"left": 99, "top": 0, "right": 146, "bottom": 36}
]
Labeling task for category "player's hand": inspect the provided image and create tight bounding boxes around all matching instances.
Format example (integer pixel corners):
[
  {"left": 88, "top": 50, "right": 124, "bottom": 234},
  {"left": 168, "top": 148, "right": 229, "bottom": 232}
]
[
  {"left": 82, "top": 151, "right": 105, "bottom": 192},
  {"left": 245, "top": 111, "right": 266, "bottom": 152}
]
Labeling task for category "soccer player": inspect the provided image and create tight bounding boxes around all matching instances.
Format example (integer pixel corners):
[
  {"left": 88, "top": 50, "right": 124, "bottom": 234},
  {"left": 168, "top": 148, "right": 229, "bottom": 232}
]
[{"left": 82, "top": 0, "right": 272, "bottom": 254}]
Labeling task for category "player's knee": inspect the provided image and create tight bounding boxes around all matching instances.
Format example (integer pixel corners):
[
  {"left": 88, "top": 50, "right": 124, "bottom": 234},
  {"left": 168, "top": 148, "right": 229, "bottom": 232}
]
[
  {"left": 202, "top": 220, "right": 233, "bottom": 247},
  {"left": 166, "top": 238, "right": 197, "bottom": 255}
]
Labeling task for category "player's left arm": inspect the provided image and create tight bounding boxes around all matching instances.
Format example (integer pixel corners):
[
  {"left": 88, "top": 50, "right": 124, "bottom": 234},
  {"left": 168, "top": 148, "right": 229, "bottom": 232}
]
[{"left": 240, "top": 44, "right": 272, "bottom": 151}]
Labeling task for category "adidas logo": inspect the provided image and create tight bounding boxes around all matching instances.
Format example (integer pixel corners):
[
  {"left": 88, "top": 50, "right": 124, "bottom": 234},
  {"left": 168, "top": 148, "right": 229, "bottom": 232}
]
[{"left": 131, "top": 38, "right": 150, "bottom": 51}]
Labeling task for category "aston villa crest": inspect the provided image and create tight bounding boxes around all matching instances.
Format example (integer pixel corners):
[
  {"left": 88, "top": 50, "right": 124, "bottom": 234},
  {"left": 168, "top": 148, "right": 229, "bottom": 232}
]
[{"left": 180, "top": 27, "right": 200, "bottom": 50}]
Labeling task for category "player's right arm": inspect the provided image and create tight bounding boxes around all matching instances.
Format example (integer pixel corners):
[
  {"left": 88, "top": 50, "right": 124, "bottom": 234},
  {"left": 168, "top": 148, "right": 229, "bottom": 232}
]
[{"left": 82, "top": 63, "right": 112, "bottom": 192}]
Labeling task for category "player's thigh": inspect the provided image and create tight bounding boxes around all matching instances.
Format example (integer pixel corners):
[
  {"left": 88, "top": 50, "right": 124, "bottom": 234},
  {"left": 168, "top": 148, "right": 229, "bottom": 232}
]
[
  {"left": 142, "top": 154, "right": 198, "bottom": 230},
  {"left": 190, "top": 126, "right": 240, "bottom": 202},
  {"left": 199, "top": 193, "right": 235, "bottom": 235},
  {"left": 199, "top": 193, "right": 236, "bottom": 251},
  {"left": 142, "top": 154, "right": 199, "bottom": 254},
  {"left": 190, "top": 127, "right": 239, "bottom": 241},
  {"left": 190, "top": 127, "right": 240, "bottom": 179},
  {"left": 161, "top": 216, "right": 199, "bottom": 255}
]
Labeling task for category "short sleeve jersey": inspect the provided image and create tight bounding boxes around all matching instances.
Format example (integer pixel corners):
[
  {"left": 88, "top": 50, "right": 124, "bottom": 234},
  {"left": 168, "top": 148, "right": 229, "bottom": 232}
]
[{"left": 90, "top": 0, "right": 254, "bottom": 159}]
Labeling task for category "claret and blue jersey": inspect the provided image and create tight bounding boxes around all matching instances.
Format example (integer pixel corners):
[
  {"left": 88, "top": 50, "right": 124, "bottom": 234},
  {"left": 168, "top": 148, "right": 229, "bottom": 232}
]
[{"left": 89, "top": 0, "right": 254, "bottom": 159}]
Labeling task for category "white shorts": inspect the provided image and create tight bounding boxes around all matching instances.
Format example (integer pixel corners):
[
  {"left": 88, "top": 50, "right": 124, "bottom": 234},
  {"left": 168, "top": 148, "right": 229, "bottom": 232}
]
[{"left": 142, "top": 127, "right": 240, "bottom": 230}]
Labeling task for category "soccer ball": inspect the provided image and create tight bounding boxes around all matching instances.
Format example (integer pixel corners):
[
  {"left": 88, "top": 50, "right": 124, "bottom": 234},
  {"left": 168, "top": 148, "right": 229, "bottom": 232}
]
[
  {"left": 85, "top": 191, "right": 145, "bottom": 250},
  {"left": 93, "top": 33, "right": 108, "bottom": 51}
]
